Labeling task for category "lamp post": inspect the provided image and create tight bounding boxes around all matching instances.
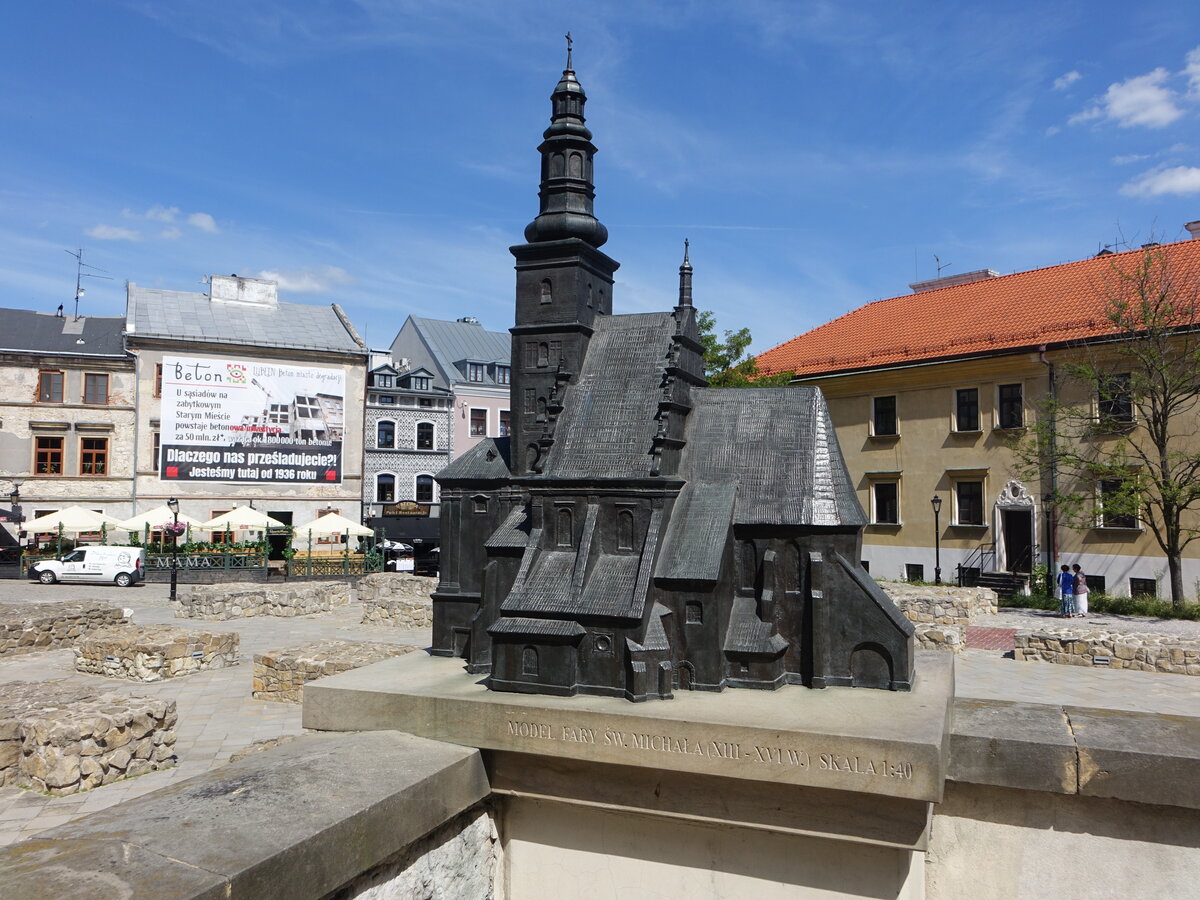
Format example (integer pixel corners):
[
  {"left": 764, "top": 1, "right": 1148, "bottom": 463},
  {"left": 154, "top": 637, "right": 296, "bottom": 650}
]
[
  {"left": 167, "top": 498, "right": 180, "bottom": 604},
  {"left": 930, "top": 495, "right": 943, "bottom": 585}
]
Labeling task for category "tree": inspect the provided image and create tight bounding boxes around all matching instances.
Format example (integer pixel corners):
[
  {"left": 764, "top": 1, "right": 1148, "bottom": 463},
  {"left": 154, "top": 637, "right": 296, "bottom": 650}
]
[
  {"left": 697, "top": 310, "right": 793, "bottom": 387},
  {"left": 1016, "top": 245, "right": 1200, "bottom": 606}
]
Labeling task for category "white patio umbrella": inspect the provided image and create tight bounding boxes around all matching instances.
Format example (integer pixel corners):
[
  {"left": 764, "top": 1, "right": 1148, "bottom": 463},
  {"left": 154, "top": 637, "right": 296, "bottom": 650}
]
[
  {"left": 198, "top": 506, "right": 288, "bottom": 531},
  {"left": 115, "top": 504, "right": 205, "bottom": 533},
  {"left": 290, "top": 512, "right": 374, "bottom": 541},
  {"left": 22, "top": 506, "right": 124, "bottom": 534}
]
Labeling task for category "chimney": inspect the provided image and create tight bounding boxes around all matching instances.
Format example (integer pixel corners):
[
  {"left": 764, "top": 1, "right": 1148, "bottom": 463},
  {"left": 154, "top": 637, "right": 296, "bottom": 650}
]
[
  {"left": 1186, "top": 221, "right": 1200, "bottom": 240},
  {"left": 909, "top": 269, "right": 1000, "bottom": 293},
  {"left": 209, "top": 274, "right": 278, "bottom": 306}
]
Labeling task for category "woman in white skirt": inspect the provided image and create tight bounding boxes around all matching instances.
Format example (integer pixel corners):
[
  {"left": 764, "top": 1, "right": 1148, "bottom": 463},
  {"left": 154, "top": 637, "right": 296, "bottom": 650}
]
[{"left": 1071, "top": 564, "right": 1089, "bottom": 617}]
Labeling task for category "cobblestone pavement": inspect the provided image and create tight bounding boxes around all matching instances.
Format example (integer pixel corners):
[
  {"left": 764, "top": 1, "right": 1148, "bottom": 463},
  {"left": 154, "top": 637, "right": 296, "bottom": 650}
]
[
  {"left": 975, "top": 604, "right": 1200, "bottom": 638},
  {"left": 1, "top": 580, "right": 1199, "bottom": 847}
]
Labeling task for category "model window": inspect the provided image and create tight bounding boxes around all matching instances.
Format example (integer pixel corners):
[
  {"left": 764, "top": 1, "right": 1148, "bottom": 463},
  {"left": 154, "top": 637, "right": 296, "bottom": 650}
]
[
  {"left": 556, "top": 507, "right": 573, "bottom": 547},
  {"left": 80, "top": 438, "right": 108, "bottom": 475},
  {"left": 872, "top": 482, "right": 899, "bottom": 525},
  {"left": 997, "top": 384, "right": 1023, "bottom": 429},
  {"left": 872, "top": 396, "right": 897, "bottom": 436},
  {"left": 416, "top": 422, "right": 435, "bottom": 450},
  {"left": 377, "top": 420, "right": 395, "bottom": 449},
  {"left": 35, "top": 436, "right": 63, "bottom": 474},
  {"left": 415, "top": 474, "right": 435, "bottom": 504},
  {"left": 499, "top": 410, "right": 511, "bottom": 437},
  {"left": 468, "top": 363, "right": 485, "bottom": 382},
  {"left": 954, "top": 481, "right": 984, "bottom": 526},
  {"left": 540, "top": 279, "right": 552, "bottom": 304},
  {"left": 686, "top": 601, "right": 703, "bottom": 624},
  {"left": 470, "top": 409, "right": 487, "bottom": 437},
  {"left": 38, "top": 371, "right": 63, "bottom": 403},
  {"left": 522, "top": 646, "right": 538, "bottom": 675},
  {"left": 955, "top": 388, "right": 979, "bottom": 432},
  {"left": 616, "top": 509, "right": 634, "bottom": 551},
  {"left": 472, "top": 495, "right": 488, "bottom": 514},
  {"left": 537, "top": 343, "right": 549, "bottom": 367},
  {"left": 497, "top": 366, "right": 510, "bottom": 385},
  {"left": 376, "top": 474, "right": 396, "bottom": 503},
  {"left": 1099, "top": 478, "right": 1137, "bottom": 528},
  {"left": 1098, "top": 373, "right": 1134, "bottom": 425}
]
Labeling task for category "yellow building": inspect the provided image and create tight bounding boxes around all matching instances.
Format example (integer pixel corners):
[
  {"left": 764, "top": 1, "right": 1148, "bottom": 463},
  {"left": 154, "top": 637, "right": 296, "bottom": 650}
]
[{"left": 757, "top": 227, "right": 1200, "bottom": 599}]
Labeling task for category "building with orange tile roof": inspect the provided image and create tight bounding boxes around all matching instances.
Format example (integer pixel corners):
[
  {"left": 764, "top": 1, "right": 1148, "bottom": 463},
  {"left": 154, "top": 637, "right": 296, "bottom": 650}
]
[{"left": 756, "top": 226, "right": 1200, "bottom": 600}]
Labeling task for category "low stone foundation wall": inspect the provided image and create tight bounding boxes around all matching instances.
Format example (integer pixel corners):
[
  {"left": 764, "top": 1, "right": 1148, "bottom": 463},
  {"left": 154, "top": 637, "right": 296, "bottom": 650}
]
[
  {"left": 75, "top": 625, "right": 239, "bottom": 681},
  {"left": 884, "top": 584, "right": 999, "bottom": 626},
  {"left": 914, "top": 623, "right": 964, "bottom": 654},
  {"left": 253, "top": 639, "right": 417, "bottom": 702},
  {"left": 1015, "top": 627, "right": 1200, "bottom": 675},
  {"left": 0, "top": 681, "right": 177, "bottom": 795},
  {"left": 173, "top": 580, "right": 350, "bottom": 620},
  {"left": 357, "top": 573, "right": 435, "bottom": 628},
  {"left": 0, "top": 602, "right": 127, "bottom": 657}
]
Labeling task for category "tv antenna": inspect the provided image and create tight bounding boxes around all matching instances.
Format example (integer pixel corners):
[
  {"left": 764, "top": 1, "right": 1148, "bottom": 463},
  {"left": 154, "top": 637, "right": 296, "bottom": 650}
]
[
  {"left": 934, "top": 254, "right": 951, "bottom": 277},
  {"left": 64, "top": 248, "right": 113, "bottom": 320}
]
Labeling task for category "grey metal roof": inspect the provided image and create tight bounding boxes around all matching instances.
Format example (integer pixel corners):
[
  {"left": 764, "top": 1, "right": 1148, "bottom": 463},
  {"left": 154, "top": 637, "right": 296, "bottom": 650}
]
[
  {"left": 542, "top": 312, "right": 676, "bottom": 479},
  {"left": 681, "top": 386, "right": 866, "bottom": 527},
  {"left": 723, "top": 596, "right": 788, "bottom": 656},
  {"left": 127, "top": 286, "right": 363, "bottom": 354},
  {"left": 0, "top": 308, "right": 127, "bottom": 357},
  {"left": 484, "top": 505, "right": 530, "bottom": 549},
  {"left": 655, "top": 482, "right": 736, "bottom": 583},
  {"left": 436, "top": 437, "right": 512, "bottom": 483},
  {"left": 409, "top": 317, "right": 510, "bottom": 386}
]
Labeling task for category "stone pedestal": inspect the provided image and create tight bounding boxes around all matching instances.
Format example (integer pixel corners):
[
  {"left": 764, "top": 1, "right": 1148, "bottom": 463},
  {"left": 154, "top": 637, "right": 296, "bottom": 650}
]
[
  {"left": 75, "top": 625, "right": 239, "bottom": 682},
  {"left": 304, "top": 651, "right": 953, "bottom": 898}
]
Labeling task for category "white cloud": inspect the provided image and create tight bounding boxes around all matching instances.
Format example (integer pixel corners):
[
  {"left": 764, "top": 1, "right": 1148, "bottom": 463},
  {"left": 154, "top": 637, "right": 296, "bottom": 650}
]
[
  {"left": 1111, "top": 153, "right": 1150, "bottom": 165},
  {"left": 85, "top": 224, "right": 140, "bottom": 241},
  {"left": 187, "top": 212, "right": 219, "bottom": 233},
  {"left": 159, "top": 226, "right": 183, "bottom": 240},
  {"left": 122, "top": 205, "right": 180, "bottom": 222},
  {"left": 253, "top": 265, "right": 354, "bottom": 293},
  {"left": 1120, "top": 165, "right": 1200, "bottom": 197},
  {"left": 1186, "top": 46, "right": 1200, "bottom": 97},
  {"left": 1053, "top": 70, "right": 1081, "bottom": 91},
  {"left": 1073, "top": 68, "right": 1185, "bottom": 129}
]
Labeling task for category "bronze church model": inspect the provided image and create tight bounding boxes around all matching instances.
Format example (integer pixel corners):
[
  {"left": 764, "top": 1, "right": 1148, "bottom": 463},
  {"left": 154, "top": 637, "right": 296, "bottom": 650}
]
[{"left": 430, "top": 49, "right": 914, "bottom": 701}]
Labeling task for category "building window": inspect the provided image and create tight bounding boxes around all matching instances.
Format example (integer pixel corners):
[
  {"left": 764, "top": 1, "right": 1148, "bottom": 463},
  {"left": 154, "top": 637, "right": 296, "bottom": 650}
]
[
  {"left": 499, "top": 410, "right": 511, "bottom": 437},
  {"left": 415, "top": 474, "right": 435, "bottom": 504},
  {"left": 468, "top": 363, "right": 485, "bottom": 382},
  {"left": 377, "top": 395, "right": 396, "bottom": 405},
  {"left": 955, "top": 388, "right": 979, "bottom": 432},
  {"left": 472, "top": 495, "right": 488, "bottom": 514},
  {"left": 470, "top": 408, "right": 487, "bottom": 437},
  {"left": 1099, "top": 478, "right": 1138, "bottom": 529},
  {"left": 152, "top": 431, "right": 161, "bottom": 470},
  {"left": 83, "top": 374, "right": 109, "bottom": 405},
  {"left": 997, "top": 384, "right": 1023, "bottom": 429},
  {"left": 1129, "top": 577, "right": 1157, "bottom": 598},
  {"left": 416, "top": 422, "right": 435, "bottom": 450},
  {"left": 872, "top": 396, "right": 897, "bottom": 436},
  {"left": 954, "top": 481, "right": 984, "bottom": 526},
  {"left": 905, "top": 563, "right": 925, "bottom": 583},
  {"left": 375, "top": 374, "right": 393, "bottom": 388},
  {"left": 376, "top": 474, "right": 396, "bottom": 503},
  {"left": 38, "top": 371, "right": 63, "bottom": 403},
  {"left": 80, "top": 438, "right": 108, "bottom": 475},
  {"left": 497, "top": 366, "right": 510, "bottom": 385},
  {"left": 377, "top": 420, "right": 395, "bottom": 449},
  {"left": 1098, "top": 373, "right": 1134, "bottom": 426},
  {"left": 871, "top": 481, "right": 899, "bottom": 525},
  {"left": 35, "top": 436, "right": 63, "bottom": 474},
  {"left": 413, "top": 376, "right": 431, "bottom": 391},
  {"left": 154, "top": 363, "right": 163, "bottom": 397}
]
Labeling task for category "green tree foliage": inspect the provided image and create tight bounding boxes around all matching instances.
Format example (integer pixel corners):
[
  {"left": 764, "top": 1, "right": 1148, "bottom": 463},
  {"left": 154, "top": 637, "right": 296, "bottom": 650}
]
[
  {"left": 697, "top": 310, "right": 793, "bottom": 387},
  {"left": 1014, "top": 245, "right": 1200, "bottom": 606}
]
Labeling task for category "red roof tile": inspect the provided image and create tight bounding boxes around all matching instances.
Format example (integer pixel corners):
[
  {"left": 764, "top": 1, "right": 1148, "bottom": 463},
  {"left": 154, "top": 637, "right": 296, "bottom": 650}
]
[{"left": 755, "top": 238, "right": 1200, "bottom": 377}]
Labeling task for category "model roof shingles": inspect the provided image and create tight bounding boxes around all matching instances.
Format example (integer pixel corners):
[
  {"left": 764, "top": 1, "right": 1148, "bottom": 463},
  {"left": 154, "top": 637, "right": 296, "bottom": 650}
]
[
  {"left": 756, "top": 238, "right": 1200, "bottom": 377},
  {"left": 127, "top": 286, "right": 363, "bottom": 354}
]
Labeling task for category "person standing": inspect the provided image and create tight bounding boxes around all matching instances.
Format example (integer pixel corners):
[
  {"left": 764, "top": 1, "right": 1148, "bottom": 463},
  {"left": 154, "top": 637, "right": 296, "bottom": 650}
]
[
  {"left": 1072, "top": 564, "right": 1089, "bottom": 617},
  {"left": 1057, "top": 565, "right": 1075, "bottom": 617}
]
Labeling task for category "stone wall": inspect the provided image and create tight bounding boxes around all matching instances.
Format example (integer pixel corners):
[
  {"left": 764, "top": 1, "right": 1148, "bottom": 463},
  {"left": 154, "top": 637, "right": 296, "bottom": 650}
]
[
  {"left": 0, "top": 681, "right": 176, "bottom": 796},
  {"left": 75, "top": 624, "right": 239, "bottom": 681},
  {"left": 358, "top": 573, "right": 435, "bottom": 628},
  {"left": 914, "top": 623, "right": 964, "bottom": 654},
  {"left": 0, "top": 601, "right": 127, "bottom": 657},
  {"left": 1015, "top": 627, "right": 1200, "bottom": 675},
  {"left": 253, "top": 639, "right": 417, "bottom": 702},
  {"left": 883, "top": 583, "right": 999, "bottom": 626},
  {"left": 173, "top": 580, "right": 350, "bottom": 620}
]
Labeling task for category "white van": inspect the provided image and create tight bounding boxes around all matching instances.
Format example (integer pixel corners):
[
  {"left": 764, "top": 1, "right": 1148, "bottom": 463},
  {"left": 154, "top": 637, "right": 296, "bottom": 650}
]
[{"left": 29, "top": 546, "right": 146, "bottom": 587}]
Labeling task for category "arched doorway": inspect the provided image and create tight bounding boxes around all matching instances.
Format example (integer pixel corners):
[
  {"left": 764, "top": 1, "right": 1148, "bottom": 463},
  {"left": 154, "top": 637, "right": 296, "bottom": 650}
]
[{"left": 995, "top": 480, "right": 1036, "bottom": 574}]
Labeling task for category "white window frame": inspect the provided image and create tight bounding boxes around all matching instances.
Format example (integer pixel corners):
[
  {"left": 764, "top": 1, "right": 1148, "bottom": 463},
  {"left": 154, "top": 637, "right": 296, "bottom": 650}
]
[
  {"left": 376, "top": 418, "right": 396, "bottom": 449},
  {"left": 952, "top": 386, "right": 982, "bottom": 433},
  {"left": 375, "top": 472, "right": 397, "bottom": 504},
  {"left": 995, "top": 382, "right": 1025, "bottom": 430},
  {"left": 867, "top": 475, "right": 901, "bottom": 526},
  {"left": 950, "top": 476, "right": 988, "bottom": 527},
  {"left": 1096, "top": 476, "right": 1141, "bottom": 530},
  {"left": 415, "top": 420, "right": 437, "bottom": 450},
  {"left": 870, "top": 395, "right": 899, "bottom": 438},
  {"left": 414, "top": 473, "right": 437, "bottom": 505},
  {"left": 469, "top": 407, "right": 488, "bottom": 437}
]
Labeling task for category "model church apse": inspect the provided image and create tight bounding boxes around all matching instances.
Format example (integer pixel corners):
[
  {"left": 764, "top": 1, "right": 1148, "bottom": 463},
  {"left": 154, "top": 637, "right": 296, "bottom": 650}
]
[{"left": 430, "top": 49, "right": 914, "bottom": 701}]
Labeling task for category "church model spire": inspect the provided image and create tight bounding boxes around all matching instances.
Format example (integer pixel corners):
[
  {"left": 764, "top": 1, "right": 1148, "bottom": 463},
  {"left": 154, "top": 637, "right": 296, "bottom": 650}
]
[
  {"left": 523, "top": 33, "right": 609, "bottom": 248},
  {"left": 678, "top": 239, "right": 693, "bottom": 308}
]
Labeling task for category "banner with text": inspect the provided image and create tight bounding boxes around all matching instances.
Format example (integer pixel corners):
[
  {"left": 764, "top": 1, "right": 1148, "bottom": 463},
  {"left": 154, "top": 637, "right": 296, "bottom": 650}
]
[{"left": 159, "top": 355, "right": 345, "bottom": 484}]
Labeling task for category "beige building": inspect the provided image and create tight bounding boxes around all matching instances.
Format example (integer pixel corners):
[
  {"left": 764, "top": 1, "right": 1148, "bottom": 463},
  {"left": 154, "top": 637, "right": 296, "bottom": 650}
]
[
  {"left": 0, "top": 309, "right": 136, "bottom": 548},
  {"left": 757, "top": 228, "right": 1200, "bottom": 598}
]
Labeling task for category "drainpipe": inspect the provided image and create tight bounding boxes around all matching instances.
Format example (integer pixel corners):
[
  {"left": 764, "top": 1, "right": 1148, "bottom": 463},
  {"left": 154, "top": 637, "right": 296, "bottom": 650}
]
[{"left": 1038, "top": 345, "right": 1057, "bottom": 593}]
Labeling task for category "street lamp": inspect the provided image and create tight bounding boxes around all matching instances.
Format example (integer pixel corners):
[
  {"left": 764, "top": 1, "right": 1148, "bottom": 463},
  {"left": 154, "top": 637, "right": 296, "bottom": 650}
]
[
  {"left": 167, "top": 497, "right": 180, "bottom": 604},
  {"left": 930, "top": 495, "right": 943, "bottom": 585}
]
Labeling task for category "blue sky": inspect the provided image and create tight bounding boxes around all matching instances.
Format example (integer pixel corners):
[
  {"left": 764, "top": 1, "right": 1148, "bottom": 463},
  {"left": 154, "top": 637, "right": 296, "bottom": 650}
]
[{"left": 3, "top": 1, "right": 1199, "bottom": 355}]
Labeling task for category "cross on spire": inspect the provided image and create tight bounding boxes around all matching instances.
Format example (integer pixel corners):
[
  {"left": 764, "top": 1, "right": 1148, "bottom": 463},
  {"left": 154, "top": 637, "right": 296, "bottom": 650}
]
[{"left": 565, "top": 32, "right": 573, "bottom": 70}]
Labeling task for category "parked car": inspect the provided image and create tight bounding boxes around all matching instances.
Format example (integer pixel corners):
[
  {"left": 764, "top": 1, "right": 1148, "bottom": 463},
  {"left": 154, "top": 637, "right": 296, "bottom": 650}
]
[{"left": 28, "top": 546, "right": 146, "bottom": 587}]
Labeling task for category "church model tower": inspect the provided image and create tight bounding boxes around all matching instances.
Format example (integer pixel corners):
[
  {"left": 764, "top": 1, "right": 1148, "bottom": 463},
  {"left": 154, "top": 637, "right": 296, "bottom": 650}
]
[{"left": 430, "top": 48, "right": 914, "bottom": 701}]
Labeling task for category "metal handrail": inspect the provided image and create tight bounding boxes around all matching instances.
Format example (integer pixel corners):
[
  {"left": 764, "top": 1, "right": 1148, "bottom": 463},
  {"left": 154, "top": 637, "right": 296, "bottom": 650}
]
[{"left": 957, "top": 541, "right": 995, "bottom": 586}]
